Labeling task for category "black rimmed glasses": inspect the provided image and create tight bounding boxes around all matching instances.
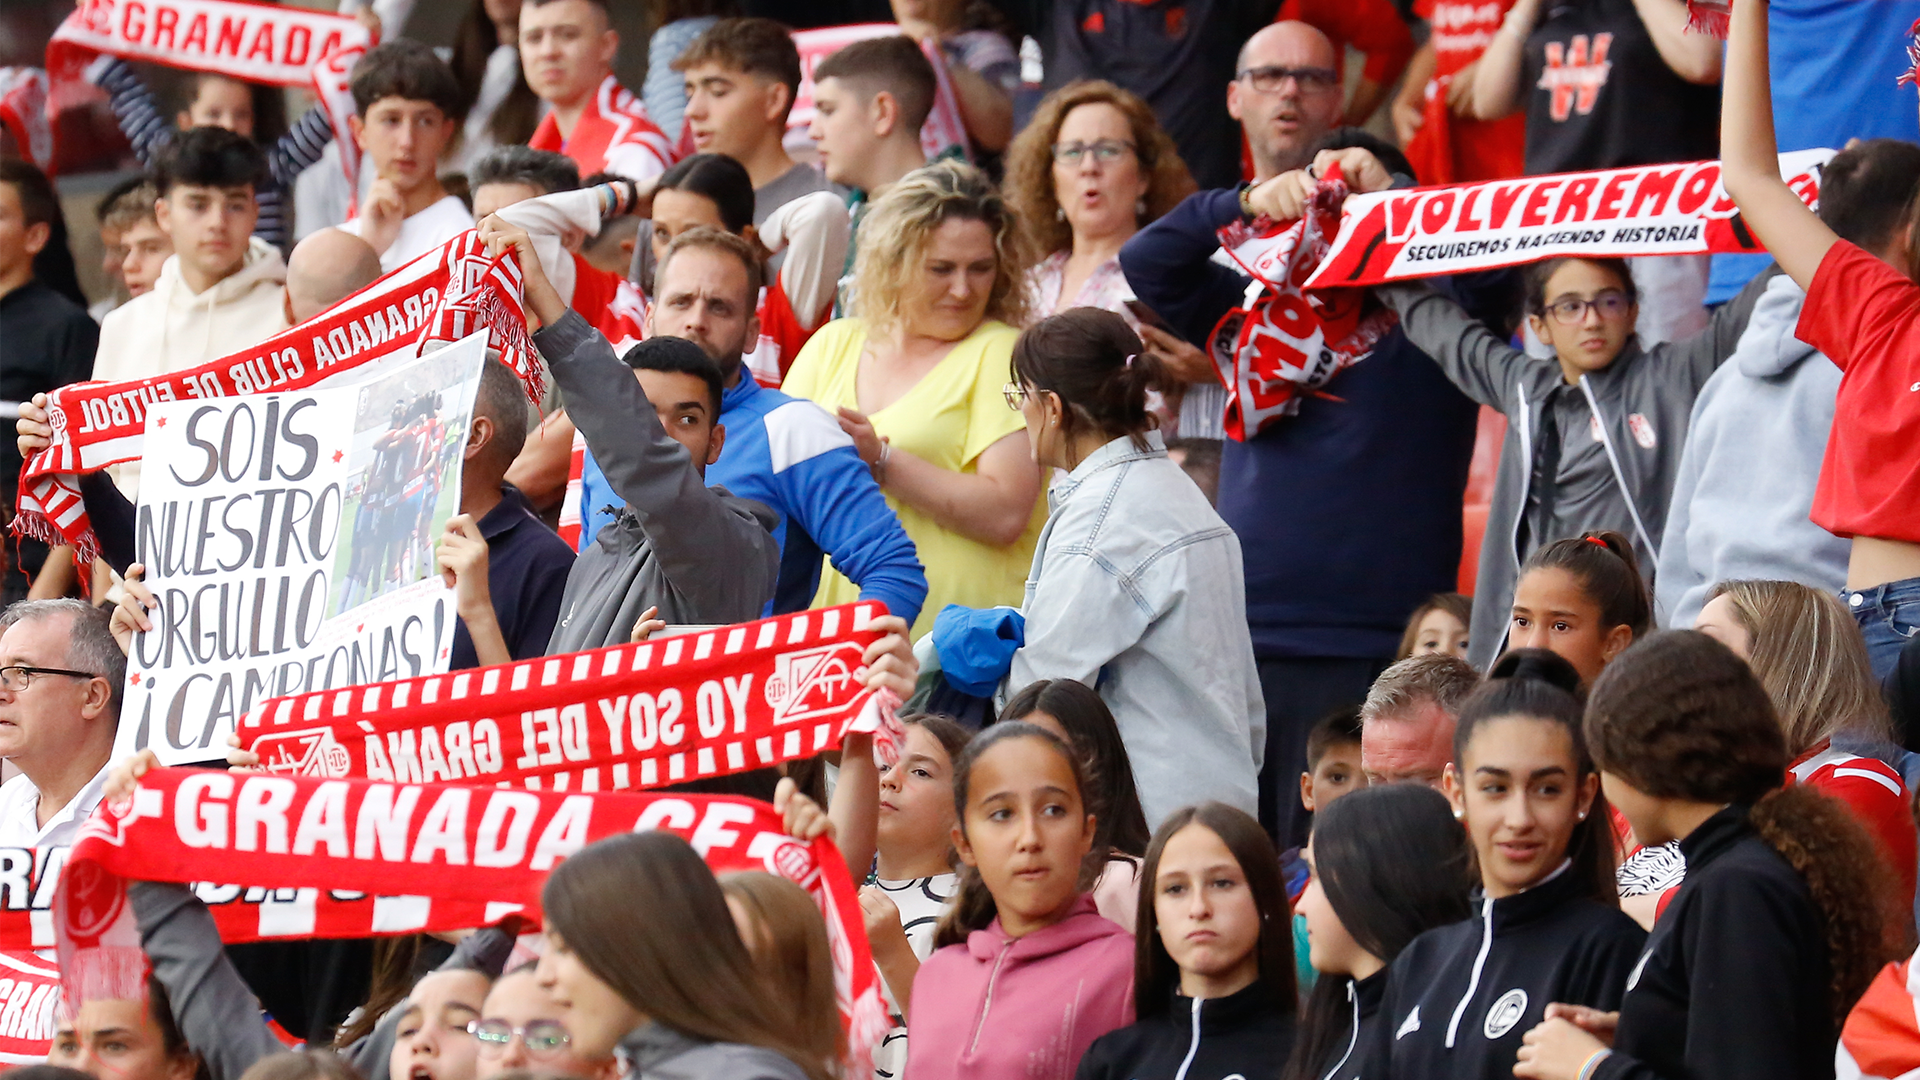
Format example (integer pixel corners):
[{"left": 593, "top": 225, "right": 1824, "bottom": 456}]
[
  {"left": 0, "top": 665, "right": 98, "bottom": 692},
  {"left": 1236, "top": 64, "right": 1340, "bottom": 94},
  {"left": 1545, "top": 291, "right": 1632, "bottom": 324},
  {"left": 467, "top": 1017, "right": 572, "bottom": 1057},
  {"left": 1050, "top": 139, "right": 1136, "bottom": 166}
]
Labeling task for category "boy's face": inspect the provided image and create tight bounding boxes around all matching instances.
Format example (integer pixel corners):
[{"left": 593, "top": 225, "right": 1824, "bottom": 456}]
[
  {"left": 350, "top": 98, "right": 455, "bottom": 195},
  {"left": 635, "top": 368, "right": 724, "bottom": 476},
  {"left": 518, "top": 0, "right": 617, "bottom": 107},
  {"left": 121, "top": 217, "right": 174, "bottom": 297},
  {"left": 808, "top": 77, "right": 881, "bottom": 189},
  {"left": 1300, "top": 741, "right": 1367, "bottom": 813},
  {"left": 0, "top": 182, "right": 49, "bottom": 280},
  {"left": 155, "top": 183, "right": 255, "bottom": 283},
  {"left": 179, "top": 75, "right": 255, "bottom": 138},
  {"left": 682, "top": 61, "right": 787, "bottom": 160}
]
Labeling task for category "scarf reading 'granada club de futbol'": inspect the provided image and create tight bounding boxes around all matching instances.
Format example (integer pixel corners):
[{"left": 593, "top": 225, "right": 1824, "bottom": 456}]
[
  {"left": 47, "top": 0, "right": 372, "bottom": 187},
  {"left": 52, "top": 768, "right": 890, "bottom": 1065},
  {"left": 12, "top": 233, "right": 537, "bottom": 567},
  {"left": 236, "top": 602, "right": 903, "bottom": 792}
]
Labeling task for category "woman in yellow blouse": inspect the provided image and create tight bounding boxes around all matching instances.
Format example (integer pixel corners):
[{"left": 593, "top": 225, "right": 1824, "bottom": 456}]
[{"left": 784, "top": 160, "right": 1046, "bottom": 638}]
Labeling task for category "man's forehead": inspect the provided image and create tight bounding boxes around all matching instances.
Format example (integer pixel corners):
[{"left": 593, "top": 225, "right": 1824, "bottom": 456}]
[
  {"left": 523, "top": 0, "right": 606, "bottom": 31},
  {"left": 0, "top": 615, "right": 67, "bottom": 661},
  {"left": 658, "top": 252, "right": 752, "bottom": 301},
  {"left": 1241, "top": 24, "right": 1337, "bottom": 70}
]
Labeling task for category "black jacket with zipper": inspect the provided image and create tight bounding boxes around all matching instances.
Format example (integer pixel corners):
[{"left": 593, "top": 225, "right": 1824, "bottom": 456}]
[
  {"left": 1075, "top": 981, "right": 1297, "bottom": 1080},
  {"left": 1361, "top": 863, "right": 1646, "bottom": 1080},
  {"left": 1309, "top": 970, "right": 1391, "bottom": 1080},
  {"left": 1592, "top": 805, "right": 1835, "bottom": 1080}
]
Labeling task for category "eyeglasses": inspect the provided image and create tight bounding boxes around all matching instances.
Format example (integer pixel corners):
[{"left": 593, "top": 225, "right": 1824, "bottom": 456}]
[
  {"left": 1237, "top": 65, "right": 1340, "bottom": 94},
  {"left": 1545, "top": 291, "right": 1632, "bottom": 324},
  {"left": 1002, "top": 382, "right": 1031, "bottom": 411},
  {"left": 0, "top": 665, "right": 98, "bottom": 692},
  {"left": 467, "top": 1018, "right": 572, "bottom": 1057},
  {"left": 1050, "top": 139, "right": 1136, "bottom": 166}
]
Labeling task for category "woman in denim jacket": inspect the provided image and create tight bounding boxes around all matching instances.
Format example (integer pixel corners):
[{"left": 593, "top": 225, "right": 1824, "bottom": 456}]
[{"left": 1005, "top": 308, "right": 1265, "bottom": 827}]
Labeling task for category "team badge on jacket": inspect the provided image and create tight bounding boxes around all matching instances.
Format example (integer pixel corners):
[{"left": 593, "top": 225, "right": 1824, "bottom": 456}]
[{"left": 1484, "top": 989, "right": 1529, "bottom": 1039}]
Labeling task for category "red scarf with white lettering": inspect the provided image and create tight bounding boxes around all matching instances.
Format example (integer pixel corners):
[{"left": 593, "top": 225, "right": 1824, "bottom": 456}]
[
  {"left": 1211, "top": 166, "right": 1398, "bottom": 441},
  {"left": 235, "top": 603, "right": 903, "bottom": 791},
  {"left": 53, "top": 767, "right": 889, "bottom": 1066},
  {"left": 12, "top": 232, "right": 537, "bottom": 566},
  {"left": 47, "top": 0, "right": 371, "bottom": 189}
]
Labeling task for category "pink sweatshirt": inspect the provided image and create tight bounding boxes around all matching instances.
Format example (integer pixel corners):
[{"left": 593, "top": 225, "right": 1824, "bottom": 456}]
[{"left": 904, "top": 894, "right": 1135, "bottom": 1080}]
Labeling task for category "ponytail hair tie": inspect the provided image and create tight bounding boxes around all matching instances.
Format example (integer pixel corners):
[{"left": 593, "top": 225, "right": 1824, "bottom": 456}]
[
  {"left": 1123, "top": 353, "right": 1139, "bottom": 369},
  {"left": 1586, "top": 536, "right": 1610, "bottom": 549}
]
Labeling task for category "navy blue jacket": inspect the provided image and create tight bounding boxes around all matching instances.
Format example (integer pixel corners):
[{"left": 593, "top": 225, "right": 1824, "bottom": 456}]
[{"left": 1120, "top": 188, "right": 1479, "bottom": 659}]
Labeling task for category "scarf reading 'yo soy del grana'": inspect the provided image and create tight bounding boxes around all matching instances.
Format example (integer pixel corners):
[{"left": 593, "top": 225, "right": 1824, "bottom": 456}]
[
  {"left": 12, "top": 231, "right": 540, "bottom": 568},
  {"left": 51, "top": 768, "right": 891, "bottom": 1066}
]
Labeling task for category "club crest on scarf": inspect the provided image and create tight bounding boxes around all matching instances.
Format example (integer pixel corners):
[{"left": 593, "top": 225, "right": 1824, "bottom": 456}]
[{"left": 1209, "top": 165, "right": 1398, "bottom": 441}]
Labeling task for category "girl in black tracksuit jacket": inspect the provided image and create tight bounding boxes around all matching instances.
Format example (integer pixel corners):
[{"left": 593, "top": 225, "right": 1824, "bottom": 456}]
[
  {"left": 1364, "top": 651, "right": 1646, "bottom": 1080},
  {"left": 1510, "top": 632, "right": 1900, "bottom": 1080},
  {"left": 1076, "top": 803, "right": 1297, "bottom": 1080},
  {"left": 1278, "top": 785, "right": 1475, "bottom": 1080}
]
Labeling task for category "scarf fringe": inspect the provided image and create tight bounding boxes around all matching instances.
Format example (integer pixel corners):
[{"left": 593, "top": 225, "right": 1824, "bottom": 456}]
[
  {"left": 1685, "top": 0, "right": 1731, "bottom": 38},
  {"left": 59, "top": 946, "right": 147, "bottom": 1020}
]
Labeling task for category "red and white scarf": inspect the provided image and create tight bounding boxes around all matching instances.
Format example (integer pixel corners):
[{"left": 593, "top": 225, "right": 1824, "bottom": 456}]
[
  {"left": 12, "top": 232, "right": 537, "bottom": 566},
  {"left": 47, "top": 0, "right": 373, "bottom": 189},
  {"left": 0, "top": 68, "right": 53, "bottom": 173},
  {"left": 237, "top": 603, "right": 903, "bottom": 791},
  {"left": 52, "top": 767, "right": 890, "bottom": 1065},
  {"left": 0, "top": 951, "right": 60, "bottom": 1062},
  {"left": 789, "top": 24, "right": 973, "bottom": 162},
  {"left": 1211, "top": 165, "right": 1398, "bottom": 441}
]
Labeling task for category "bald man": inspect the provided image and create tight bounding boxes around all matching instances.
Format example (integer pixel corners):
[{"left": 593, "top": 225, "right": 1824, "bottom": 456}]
[
  {"left": 284, "top": 227, "right": 384, "bottom": 324},
  {"left": 1230, "top": 22, "right": 1346, "bottom": 183}
]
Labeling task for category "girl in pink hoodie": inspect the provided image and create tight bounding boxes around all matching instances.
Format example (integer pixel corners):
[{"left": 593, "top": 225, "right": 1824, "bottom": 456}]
[{"left": 904, "top": 722, "right": 1137, "bottom": 1080}]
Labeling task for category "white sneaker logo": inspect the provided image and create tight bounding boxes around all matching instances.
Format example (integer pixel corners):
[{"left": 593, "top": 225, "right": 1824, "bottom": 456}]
[
  {"left": 1483, "top": 989, "right": 1529, "bottom": 1039},
  {"left": 1396, "top": 1005, "right": 1423, "bottom": 1040}
]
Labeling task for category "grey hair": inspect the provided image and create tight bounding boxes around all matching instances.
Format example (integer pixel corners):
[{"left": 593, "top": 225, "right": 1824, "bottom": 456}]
[
  {"left": 1360, "top": 653, "right": 1480, "bottom": 725},
  {"left": 0, "top": 599, "right": 126, "bottom": 716},
  {"left": 470, "top": 145, "right": 581, "bottom": 196}
]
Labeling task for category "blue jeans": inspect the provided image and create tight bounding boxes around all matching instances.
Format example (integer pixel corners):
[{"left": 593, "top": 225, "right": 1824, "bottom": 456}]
[{"left": 1843, "top": 575, "right": 1920, "bottom": 681}]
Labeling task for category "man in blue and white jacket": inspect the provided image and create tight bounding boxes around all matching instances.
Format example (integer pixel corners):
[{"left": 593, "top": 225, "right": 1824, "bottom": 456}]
[{"left": 577, "top": 226, "right": 927, "bottom": 625}]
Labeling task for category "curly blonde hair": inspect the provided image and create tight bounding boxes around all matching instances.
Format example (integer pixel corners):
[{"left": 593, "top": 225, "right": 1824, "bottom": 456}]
[
  {"left": 1003, "top": 79, "right": 1198, "bottom": 260},
  {"left": 853, "top": 158, "right": 1030, "bottom": 334}
]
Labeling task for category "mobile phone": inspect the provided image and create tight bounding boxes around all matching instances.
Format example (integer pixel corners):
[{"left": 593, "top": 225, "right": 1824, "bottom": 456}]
[{"left": 1123, "top": 299, "right": 1176, "bottom": 334}]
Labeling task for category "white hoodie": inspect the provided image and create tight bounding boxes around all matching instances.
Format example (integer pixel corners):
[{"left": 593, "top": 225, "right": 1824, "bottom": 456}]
[{"left": 93, "top": 235, "right": 291, "bottom": 497}]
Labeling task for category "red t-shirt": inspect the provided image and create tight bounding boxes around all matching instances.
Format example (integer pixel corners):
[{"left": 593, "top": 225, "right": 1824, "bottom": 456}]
[
  {"left": 1797, "top": 240, "right": 1920, "bottom": 542},
  {"left": 1790, "top": 742, "right": 1918, "bottom": 910},
  {"left": 529, "top": 75, "right": 675, "bottom": 184},
  {"left": 1276, "top": 0, "right": 1415, "bottom": 85},
  {"left": 1404, "top": 0, "right": 1527, "bottom": 184}
]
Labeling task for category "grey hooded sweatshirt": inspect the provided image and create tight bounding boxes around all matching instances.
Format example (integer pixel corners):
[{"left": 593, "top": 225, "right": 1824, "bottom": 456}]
[
  {"left": 1379, "top": 273, "right": 1767, "bottom": 669},
  {"left": 616, "top": 1021, "right": 812, "bottom": 1080},
  {"left": 1657, "top": 272, "right": 1849, "bottom": 629},
  {"left": 536, "top": 309, "right": 780, "bottom": 652}
]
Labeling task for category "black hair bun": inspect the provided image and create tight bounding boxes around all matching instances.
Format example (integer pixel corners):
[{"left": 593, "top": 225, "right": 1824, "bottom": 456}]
[{"left": 1488, "top": 648, "right": 1582, "bottom": 695}]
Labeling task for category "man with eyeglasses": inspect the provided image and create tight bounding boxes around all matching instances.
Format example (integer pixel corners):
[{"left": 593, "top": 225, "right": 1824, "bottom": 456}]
[
  {"left": 0, "top": 599, "right": 123, "bottom": 849},
  {"left": 999, "top": 0, "right": 1284, "bottom": 189},
  {"left": 1229, "top": 22, "right": 1348, "bottom": 183}
]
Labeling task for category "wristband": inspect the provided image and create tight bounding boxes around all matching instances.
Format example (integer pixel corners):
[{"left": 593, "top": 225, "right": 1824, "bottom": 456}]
[
  {"left": 1577, "top": 1049, "right": 1613, "bottom": 1080},
  {"left": 1239, "top": 182, "right": 1257, "bottom": 218},
  {"left": 874, "top": 440, "right": 893, "bottom": 484}
]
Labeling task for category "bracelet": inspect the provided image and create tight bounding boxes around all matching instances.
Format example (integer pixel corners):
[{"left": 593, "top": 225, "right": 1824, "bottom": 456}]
[
  {"left": 873, "top": 440, "right": 892, "bottom": 485},
  {"left": 1577, "top": 1049, "right": 1613, "bottom": 1080},
  {"left": 1239, "top": 182, "right": 1257, "bottom": 218}
]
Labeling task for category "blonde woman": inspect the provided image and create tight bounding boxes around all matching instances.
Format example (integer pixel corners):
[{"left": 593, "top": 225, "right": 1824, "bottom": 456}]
[
  {"left": 1694, "top": 579, "right": 1918, "bottom": 910},
  {"left": 783, "top": 159, "right": 1044, "bottom": 637}
]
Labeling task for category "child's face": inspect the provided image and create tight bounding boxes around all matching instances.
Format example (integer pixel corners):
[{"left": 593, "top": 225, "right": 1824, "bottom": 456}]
[
  {"left": 808, "top": 77, "right": 882, "bottom": 190},
  {"left": 155, "top": 184, "right": 255, "bottom": 283},
  {"left": 682, "top": 62, "right": 786, "bottom": 160},
  {"left": 1527, "top": 259, "right": 1636, "bottom": 381},
  {"left": 1508, "top": 566, "right": 1627, "bottom": 686},
  {"left": 1412, "top": 608, "right": 1469, "bottom": 658},
  {"left": 953, "top": 736, "right": 1095, "bottom": 938},
  {"left": 1152, "top": 822, "right": 1262, "bottom": 991},
  {"left": 876, "top": 725, "right": 957, "bottom": 862},
  {"left": 1445, "top": 715, "right": 1596, "bottom": 899},
  {"left": 352, "top": 98, "right": 455, "bottom": 194},
  {"left": 180, "top": 75, "right": 254, "bottom": 137},
  {"left": 120, "top": 217, "right": 173, "bottom": 297},
  {"left": 1300, "top": 742, "right": 1366, "bottom": 813}
]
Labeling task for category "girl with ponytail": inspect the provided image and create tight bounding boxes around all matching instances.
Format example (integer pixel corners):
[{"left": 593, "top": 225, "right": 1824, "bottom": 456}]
[
  {"left": 1369, "top": 649, "right": 1646, "bottom": 1080},
  {"left": 1004, "top": 307, "right": 1265, "bottom": 827},
  {"left": 1506, "top": 531, "right": 1653, "bottom": 688},
  {"left": 1513, "top": 630, "right": 1906, "bottom": 1080}
]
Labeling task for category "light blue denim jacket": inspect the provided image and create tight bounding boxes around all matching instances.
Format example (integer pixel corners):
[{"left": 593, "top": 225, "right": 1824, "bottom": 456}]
[{"left": 1008, "top": 431, "right": 1265, "bottom": 825}]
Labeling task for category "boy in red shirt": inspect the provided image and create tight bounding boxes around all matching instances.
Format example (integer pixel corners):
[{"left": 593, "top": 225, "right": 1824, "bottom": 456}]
[
  {"left": 522, "top": 0, "right": 676, "bottom": 183},
  {"left": 1722, "top": 0, "right": 1920, "bottom": 679}
]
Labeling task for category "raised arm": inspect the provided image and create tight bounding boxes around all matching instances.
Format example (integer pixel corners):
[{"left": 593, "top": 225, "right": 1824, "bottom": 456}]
[
  {"left": 89, "top": 57, "right": 175, "bottom": 164},
  {"left": 764, "top": 190, "right": 853, "bottom": 334},
  {"left": 1119, "top": 188, "right": 1259, "bottom": 347},
  {"left": 130, "top": 882, "right": 287, "bottom": 1080},
  {"left": 1720, "top": 0, "right": 1836, "bottom": 290},
  {"left": 1469, "top": 0, "right": 1544, "bottom": 120},
  {"left": 268, "top": 107, "right": 338, "bottom": 188},
  {"left": 1376, "top": 282, "right": 1534, "bottom": 412}
]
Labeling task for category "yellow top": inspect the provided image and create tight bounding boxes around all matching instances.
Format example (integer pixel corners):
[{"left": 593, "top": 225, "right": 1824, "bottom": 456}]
[{"left": 783, "top": 317, "right": 1045, "bottom": 638}]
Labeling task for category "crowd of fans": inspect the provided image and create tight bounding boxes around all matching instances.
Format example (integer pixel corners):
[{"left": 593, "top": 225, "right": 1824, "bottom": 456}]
[{"left": 4, "top": 0, "right": 1920, "bottom": 1075}]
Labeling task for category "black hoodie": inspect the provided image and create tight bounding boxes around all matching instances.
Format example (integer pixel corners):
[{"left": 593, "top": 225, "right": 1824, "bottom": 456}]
[
  {"left": 1592, "top": 805, "right": 1835, "bottom": 1080},
  {"left": 1361, "top": 862, "right": 1646, "bottom": 1079},
  {"left": 1075, "top": 981, "right": 1296, "bottom": 1080},
  {"left": 1311, "top": 970, "right": 1390, "bottom": 1080}
]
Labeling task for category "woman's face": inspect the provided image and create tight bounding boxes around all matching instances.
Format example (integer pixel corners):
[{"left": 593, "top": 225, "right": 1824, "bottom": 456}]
[
  {"left": 953, "top": 736, "right": 1096, "bottom": 938},
  {"left": 1296, "top": 846, "right": 1376, "bottom": 978},
  {"left": 876, "top": 724, "right": 959, "bottom": 864},
  {"left": 1507, "top": 566, "right": 1626, "bottom": 686},
  {"left": 390, "top": 969, "right": 492, "bottom": 1080},
  {"left": 1446, "top": 715, "right": 1597, "bottom": 898},
  {"left": 902, "top": 217, "right": 998, "bottom": 343},
  {"left": 1529, "top": 259, "right": 1636, "bottom": 379},
  {"left": 536, "top": 928, "right": 649, "bottom": 1058},
  {"left": 1692, "top": 594, "right": 1753, "bottom": 660},
  {"left": 1051, "top": 102, "right": 1149, "bottom": 247},
  {"left": 182, "top": 75, "right": 255, "bottom": 137},
  {"left": 1412, "top": 608, "right": 1470, "bottom": 658},
  {"left": 474, "top": 969, "right": 612, "bottom": 1078},
  {"left": 1152, "top": 822, "right": 1263, "bottom": 995},
  {"left": 48, "top": 998, "right": 197, "bottom": 1080},
  {"left": 651, "top": 188, "right": 731, "bottom": 265}
]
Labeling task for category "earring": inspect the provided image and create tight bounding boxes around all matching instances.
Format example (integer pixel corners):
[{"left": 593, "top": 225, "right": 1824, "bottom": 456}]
[
  {"left": 1452, "top": 807, "right": 1465, "bottom": 820},
  {"left": 1578, "top": 810, "right": 1589, "bottom": 820},
  {"left": 1135, "top": 197, "right": 1147, "bottom": 217},
  {"left": 1055, "top": 207, "right": 1065, "bottom": 222}
]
